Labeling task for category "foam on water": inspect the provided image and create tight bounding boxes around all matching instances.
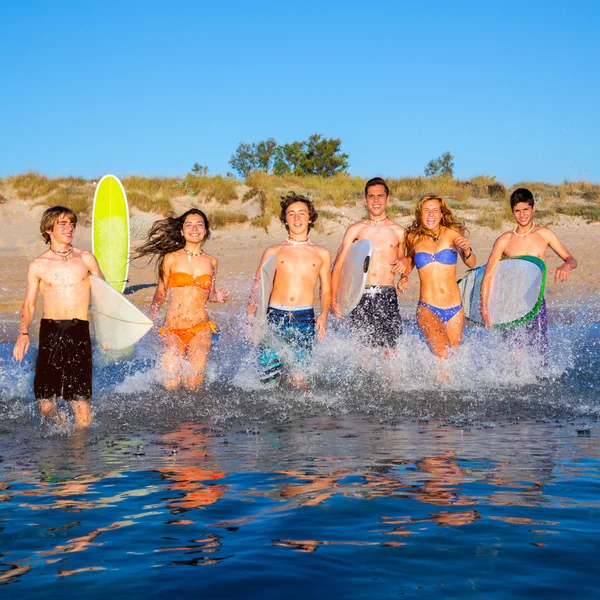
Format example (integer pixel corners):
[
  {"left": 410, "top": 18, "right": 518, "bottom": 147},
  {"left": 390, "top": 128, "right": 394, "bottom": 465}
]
[{"left": 1, "top": 297, "right": 598, "bottom": 429}]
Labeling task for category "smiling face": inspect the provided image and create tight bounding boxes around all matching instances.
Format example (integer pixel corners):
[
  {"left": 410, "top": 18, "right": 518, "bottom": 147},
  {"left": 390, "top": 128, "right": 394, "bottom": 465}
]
[
  {"left": 365, "top": 184, "right": 389, "bottom": 219},
  {"left": 285, "top": 201, "right": 310, "bottom": 237},
  {"left": 47, "top": 214, "right": 76, "bottom": 246},
  {"left": 421, "top": 199, "right": 442, "bottom": 231},
  {"left": 512, "top": 201, "right": 535, "bottom": 228},
  {"left": 181, "top": 214, "right": 207, "bottom": 244}
]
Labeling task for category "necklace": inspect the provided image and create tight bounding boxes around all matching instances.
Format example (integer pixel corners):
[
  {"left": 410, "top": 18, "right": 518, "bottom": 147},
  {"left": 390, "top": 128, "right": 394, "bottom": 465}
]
[
  {"left": 369, "top": 217, "right": 387, "bottom": 227},
  {"left": 286, "top": 237, "right": 310, "bottom": 247},
  {"left": 183, "top": 247, "right": 204, "bottom": 262},
  {"left": 429, "top": 226, "right": 443, "bottom": 245},
  {"left": 513, "top": 221, "right": 536, "bottom": 237},
  {"left": 50, "top": 245, "right": 73, "bottom": 261}
]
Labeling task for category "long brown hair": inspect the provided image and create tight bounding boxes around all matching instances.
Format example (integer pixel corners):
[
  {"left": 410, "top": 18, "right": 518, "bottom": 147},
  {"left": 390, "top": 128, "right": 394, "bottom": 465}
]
[
  {"left": 132, "top": 209, "right": 211, "bottom": 280},
  {"left": 405, "top": 194, "right": 467, "bottom": 258}
]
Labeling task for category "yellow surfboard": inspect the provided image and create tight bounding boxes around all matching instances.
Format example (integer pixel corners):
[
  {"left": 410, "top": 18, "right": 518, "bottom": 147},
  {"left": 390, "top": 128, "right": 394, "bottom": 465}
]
[{"left": 92, "top": 174, "right": 129, "bottom": 292}]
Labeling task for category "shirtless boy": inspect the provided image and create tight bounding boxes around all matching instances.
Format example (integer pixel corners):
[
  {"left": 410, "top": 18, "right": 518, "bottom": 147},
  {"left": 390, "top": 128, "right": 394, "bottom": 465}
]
[
  {"left": 331, "top": 177, "right": 407, "bottom": 349},
  {"left": 481, "top": 187, "right": 577, "bottom": 354},
  {"left": 247, "top": 193, "right": 331, "bottom": 388},
  {"left": 13, "top": 206, "right": 104, "bottom": 427}
]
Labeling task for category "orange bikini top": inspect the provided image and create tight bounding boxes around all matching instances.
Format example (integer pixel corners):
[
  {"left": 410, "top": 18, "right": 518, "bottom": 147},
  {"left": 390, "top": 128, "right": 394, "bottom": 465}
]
[{"left": 168, "top": 272, "right": 212, "bottom": 290}]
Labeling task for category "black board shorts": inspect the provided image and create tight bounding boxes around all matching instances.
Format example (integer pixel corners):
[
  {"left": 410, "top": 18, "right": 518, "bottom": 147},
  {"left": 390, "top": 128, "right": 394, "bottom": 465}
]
[
  {"left": 34, "top": 319, "right": 92, "bottom": 401},
  {"left": 347, "top": 285, "right": 403, "bottom": 348}
]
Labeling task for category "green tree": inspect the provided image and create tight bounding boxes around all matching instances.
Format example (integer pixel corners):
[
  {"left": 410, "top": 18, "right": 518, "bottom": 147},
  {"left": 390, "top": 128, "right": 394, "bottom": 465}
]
[
  {"left": 255, "top": 138, "right": 277, "bottom": 172},
  {"left": 273, "top": 141, "right": 306, "bottom": 175},
  {"left": 424, "top": 152, "right": 454, "bottom": 178},
  {"left": 229, "top": 143, "right": 257, "bottom": 178},
  {"left": 273, "top": 134, "right": 349, "bottom": 177}
]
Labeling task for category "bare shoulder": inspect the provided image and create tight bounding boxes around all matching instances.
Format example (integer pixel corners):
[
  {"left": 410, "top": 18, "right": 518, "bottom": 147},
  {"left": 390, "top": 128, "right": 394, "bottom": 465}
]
[
  {"left": 535, "top": 225, "right": 556, "bottom": 239},
  {"left": 313, "top": 243, "right": 332, "bottom": 258},
  {"left": 80, "top": 248, "right": 98, "bottom": 262},
  {"left": 29, "top": 254, "right": 48, "bottom": 274},
  {"left": 259, "top": 243, "right": 284, "bottom": 263},
  {"left": 495, "top": 230, "right": 514, "bottom": 245},
  {"left": 345, "top": 221, "right": 365, "bottom": 240}
]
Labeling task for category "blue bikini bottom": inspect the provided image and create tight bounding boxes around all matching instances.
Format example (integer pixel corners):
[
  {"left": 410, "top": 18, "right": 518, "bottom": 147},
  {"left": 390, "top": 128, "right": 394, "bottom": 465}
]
[{"left": 418, "top": 301, "right": 463, "bottom": 324}]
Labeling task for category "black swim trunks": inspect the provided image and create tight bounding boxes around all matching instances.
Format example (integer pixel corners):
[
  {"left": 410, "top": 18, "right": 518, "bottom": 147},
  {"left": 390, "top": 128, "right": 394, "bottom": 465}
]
[
  {"left": 34, "top": 319, "right": 92, "bottom": 401},
  {"left": 347, "top": 285, "right": 403, "bottom": 348}
]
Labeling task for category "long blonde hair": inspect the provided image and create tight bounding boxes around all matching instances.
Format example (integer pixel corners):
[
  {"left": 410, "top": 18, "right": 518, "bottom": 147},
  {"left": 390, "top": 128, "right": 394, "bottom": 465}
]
[{"left": 405, "top": 194, "right": 467, "bottom": 258}]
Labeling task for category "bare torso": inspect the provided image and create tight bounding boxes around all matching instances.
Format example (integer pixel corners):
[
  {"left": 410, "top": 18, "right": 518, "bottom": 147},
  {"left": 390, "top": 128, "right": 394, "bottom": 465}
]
[
  {"left": 413, "top": 231, "right": 462, "bottom": 308},
  {"left": 35, "top": 249, "right": 93, "bottom": 320},
  {"left": 345, "top": 221, "right": 405, "bottom": 286},
  {"left": 500, "top": 228, "right": 552, "bottom": 260},
  {"left": 269, "top": 242, "right": 326, "bottom": 306}
]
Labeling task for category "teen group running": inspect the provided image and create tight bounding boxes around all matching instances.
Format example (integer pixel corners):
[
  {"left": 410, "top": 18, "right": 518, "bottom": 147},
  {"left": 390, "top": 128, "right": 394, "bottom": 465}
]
[{"left": 13, "top": 178, "right": 577, "bottom": 426}]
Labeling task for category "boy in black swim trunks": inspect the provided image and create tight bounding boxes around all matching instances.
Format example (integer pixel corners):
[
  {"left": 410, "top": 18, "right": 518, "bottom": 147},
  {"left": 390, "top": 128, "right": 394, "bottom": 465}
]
[
  {"left": 13, "top": 206, "right": 104, "bottom": 427},
  {"left": 331, "top": 177, "right": 408, "bottom": 352}
]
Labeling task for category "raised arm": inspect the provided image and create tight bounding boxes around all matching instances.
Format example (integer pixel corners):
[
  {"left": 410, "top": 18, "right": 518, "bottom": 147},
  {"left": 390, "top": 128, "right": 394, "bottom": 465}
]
[
  {"left": 13, "top": 262, "right": 41, "bottom": 361},
  {"left": 480, "top": 234, "right": 509, "bottom": 327},
  {"left": 545, "top": 230, "right": 577, "bottom": 282},
  {"left": 316, "top": 249, "right": 332, "bottom": 341},
  {"left": 454, "top": 233, "right": 476, "bottom": 269},
  {"left": 331, "top": 225, "right": 359, "bottom": 317}
]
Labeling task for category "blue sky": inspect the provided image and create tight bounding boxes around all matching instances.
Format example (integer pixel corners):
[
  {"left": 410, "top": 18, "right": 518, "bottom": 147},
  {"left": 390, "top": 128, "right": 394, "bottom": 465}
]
[{"left": 1, "top": 0, "right": 598, "bottom": 184}]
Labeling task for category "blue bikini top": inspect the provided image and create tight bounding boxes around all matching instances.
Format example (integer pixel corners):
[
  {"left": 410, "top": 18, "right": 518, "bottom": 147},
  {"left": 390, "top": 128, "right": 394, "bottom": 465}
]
[{"left": 414, "top": 248, "right": 458, "bottom": 270}]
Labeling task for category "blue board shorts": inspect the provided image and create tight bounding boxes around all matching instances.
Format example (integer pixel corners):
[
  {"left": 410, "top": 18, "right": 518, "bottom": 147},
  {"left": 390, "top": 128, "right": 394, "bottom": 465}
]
[{"left": 258, "top": 305, "right": 315, "bottom": 385}]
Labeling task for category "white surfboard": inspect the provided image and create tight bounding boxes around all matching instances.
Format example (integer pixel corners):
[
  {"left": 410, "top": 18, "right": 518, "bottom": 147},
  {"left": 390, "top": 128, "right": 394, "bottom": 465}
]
[
  {"left": 90, "top": 275, "right": 153, "bottom": 349},
  {"left": 251, "top": 255, "right": 278, "bottom": 344},
  {"left": 458, "top": 256, "right": 546, "bottom": 328},
  {"left": 337, "top": 239, "right": 373, "bottom": 316}
]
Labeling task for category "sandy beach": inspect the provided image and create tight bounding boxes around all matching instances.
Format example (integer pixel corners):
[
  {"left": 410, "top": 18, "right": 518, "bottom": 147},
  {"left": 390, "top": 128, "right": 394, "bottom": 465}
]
[{"left": 1, "top": 196, "right": 597, "bottom": 343}]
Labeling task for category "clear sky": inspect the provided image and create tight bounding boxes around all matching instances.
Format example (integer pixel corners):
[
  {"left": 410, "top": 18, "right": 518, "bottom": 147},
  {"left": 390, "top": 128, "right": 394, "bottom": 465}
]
[{"left": 1, "top": 0, "right": 598, "bottom": 184}]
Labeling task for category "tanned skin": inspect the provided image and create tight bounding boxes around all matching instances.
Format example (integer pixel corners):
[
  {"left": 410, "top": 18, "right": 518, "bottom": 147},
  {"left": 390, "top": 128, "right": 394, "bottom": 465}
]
[
  {"left": 13, "top": 213, "right": 104, "bottom": 427},
  {"left": 149, "top": 213, "right": 227, "bottom": 391},
  {"left": 331, "top": 184, "right": 407, "bottom": 317},
  {"left": 481, "top": 201, "right": 577, "bottom": 327},
  {"left": 248, "top": 201, "right": 332, "bottom": 388}
]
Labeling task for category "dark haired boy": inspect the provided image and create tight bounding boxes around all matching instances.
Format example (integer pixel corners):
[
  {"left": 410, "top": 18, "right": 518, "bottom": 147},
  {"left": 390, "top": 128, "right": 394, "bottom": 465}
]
[
  {"left": 247, "top": 193, "right": 331, "bottom": 388},
  {"left": 481, "top": 188, "right": 577, "bottom": 355},
  {"left": 13, "top": 206, "right": 104, "bottom": 427},
  {"left": 331, "top": 177, "right": 407, "bottom": 350}
]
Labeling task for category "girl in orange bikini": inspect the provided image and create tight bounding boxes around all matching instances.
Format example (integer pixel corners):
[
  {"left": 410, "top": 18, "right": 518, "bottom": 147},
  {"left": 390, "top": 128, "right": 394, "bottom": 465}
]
[{"left": 133, "top": 209, "right": 227, "bottom": 391}]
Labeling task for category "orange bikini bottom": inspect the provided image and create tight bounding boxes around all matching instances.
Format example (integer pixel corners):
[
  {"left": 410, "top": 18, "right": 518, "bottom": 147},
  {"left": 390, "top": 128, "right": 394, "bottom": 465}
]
[{"left": 159, "top": 321, "right": 217, "bottom": 347}]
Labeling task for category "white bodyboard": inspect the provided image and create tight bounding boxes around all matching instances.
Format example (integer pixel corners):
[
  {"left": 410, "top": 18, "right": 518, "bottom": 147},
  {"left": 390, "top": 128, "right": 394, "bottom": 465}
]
[
  {"left": 459, "top": 256, "right": 546, "bottom": 328},
  {"left": 338, "top": 239, "right": 373, "bottom": 316},
  {"left": 90, "top": 275, "right": 153, "bottom": 349},
  {"left": 251, "top": 255, "right": 278, "bottom": 344}
]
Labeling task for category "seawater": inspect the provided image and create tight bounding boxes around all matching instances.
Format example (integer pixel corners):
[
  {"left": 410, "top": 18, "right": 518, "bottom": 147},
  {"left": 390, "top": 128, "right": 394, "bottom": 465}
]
[{"left": 0, "top": 305, "right": 599, "bottom": 598}]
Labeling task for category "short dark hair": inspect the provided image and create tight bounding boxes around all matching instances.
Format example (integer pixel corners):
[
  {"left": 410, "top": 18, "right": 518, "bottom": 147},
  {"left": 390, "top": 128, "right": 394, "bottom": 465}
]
[
  {"left": 365, "top": 177, "right": 389, "bottom": 197},
  {"left": 279, "top": 192, "right": 318, "bottom": 232},
  {"left": 40, "top": 206, "right": 77, "bottom": 244},
  {"left": 510, "top": 188, "right": 535, "bottom": 209}
]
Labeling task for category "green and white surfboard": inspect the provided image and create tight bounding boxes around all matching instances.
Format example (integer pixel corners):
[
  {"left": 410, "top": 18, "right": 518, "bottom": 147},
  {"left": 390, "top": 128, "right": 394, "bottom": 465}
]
[{"left": 458, "top": 255, "right": 546, "bottom": 328}]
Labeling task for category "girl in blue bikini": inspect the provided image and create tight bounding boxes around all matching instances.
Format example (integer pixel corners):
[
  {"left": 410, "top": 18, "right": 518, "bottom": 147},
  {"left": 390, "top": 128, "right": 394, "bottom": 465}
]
[{"left": 403, "top": 195, "right": 476, "bottom": 359}]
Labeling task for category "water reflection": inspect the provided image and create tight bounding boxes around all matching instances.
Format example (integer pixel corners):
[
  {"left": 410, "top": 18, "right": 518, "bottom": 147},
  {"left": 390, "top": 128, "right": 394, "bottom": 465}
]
[{"left": 0, "top": 417, "right": 598, "bottom": 592}]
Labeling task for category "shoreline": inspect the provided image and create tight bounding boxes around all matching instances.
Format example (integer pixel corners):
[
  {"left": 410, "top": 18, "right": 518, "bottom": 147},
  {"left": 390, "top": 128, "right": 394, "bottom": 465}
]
[{"left": 0, "top": 199, "right": 597, "bottom": 344}]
